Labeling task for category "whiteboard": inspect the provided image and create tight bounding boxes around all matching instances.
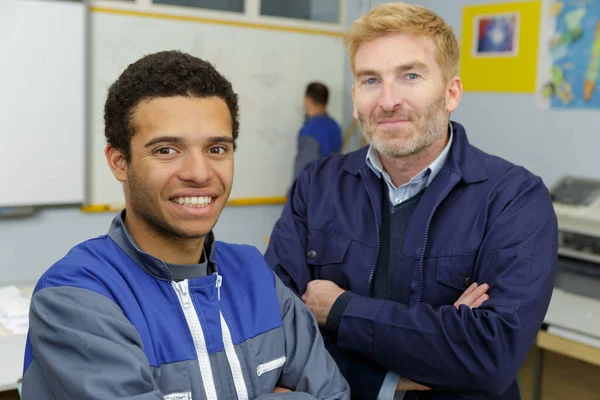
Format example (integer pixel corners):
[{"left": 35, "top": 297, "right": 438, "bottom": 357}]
[
  {"left": 0, "top": 0, "right": 85, "bottom": 207},
  {"left": 88, "top": 9, "right": 345, "bottom": 207}
]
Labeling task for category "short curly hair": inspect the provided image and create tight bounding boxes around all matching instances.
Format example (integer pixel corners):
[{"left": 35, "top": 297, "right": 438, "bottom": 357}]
[{"left": 104, "top": 50, "right": 240, "bottom": 162}]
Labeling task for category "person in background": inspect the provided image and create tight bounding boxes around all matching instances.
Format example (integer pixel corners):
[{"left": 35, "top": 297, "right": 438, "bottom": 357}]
[
  {"left": 265, "top": 2, "right": 557, "bottom": 400},
  {"left": 21, "top": 50, "right": 349, "bottom": 400},
  {"left": 293, "top": 82, "right": 342, "bottom": 181}
]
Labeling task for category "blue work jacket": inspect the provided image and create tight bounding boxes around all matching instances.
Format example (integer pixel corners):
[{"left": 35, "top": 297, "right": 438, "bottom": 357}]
[{"left": 265, "top": 121, "right": 558, "bottom": 400}]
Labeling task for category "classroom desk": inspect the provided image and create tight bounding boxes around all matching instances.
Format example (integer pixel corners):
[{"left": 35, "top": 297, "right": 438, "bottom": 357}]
[{"left": 532, "top": 288, "right": 600, "bottom": 400}]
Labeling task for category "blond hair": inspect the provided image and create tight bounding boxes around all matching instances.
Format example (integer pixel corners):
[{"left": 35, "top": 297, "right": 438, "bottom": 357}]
[{"left": 344, "top": 2, "right": 459, "bottom": 82}]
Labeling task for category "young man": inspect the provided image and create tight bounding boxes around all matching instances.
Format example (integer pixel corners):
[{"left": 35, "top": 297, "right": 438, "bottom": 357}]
[
  {"left": 292, "top": 82, "right": 342, "bottom": 181},
  {"left": 265, "top": 3, "right": 557, "bottom": 400},
  {"left": 22, "top": 51, "right": 349, "bottom": 400}
]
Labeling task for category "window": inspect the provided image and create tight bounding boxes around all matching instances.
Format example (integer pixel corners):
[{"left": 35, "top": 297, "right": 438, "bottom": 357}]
[
  {"left": 152, "top": 0, "right": 244, "bottom": 13},
  {"left": 260, "top": 0, "right": 340, "bottom": 24}
]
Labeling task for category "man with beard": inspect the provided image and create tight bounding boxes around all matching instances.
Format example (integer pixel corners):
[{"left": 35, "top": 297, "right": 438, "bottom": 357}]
[
  {"left": 21, "top": 51, "right": 349, "bottom": 400},
  {"left": 264, "top": 3, "right": 557, "bottom": 400}
]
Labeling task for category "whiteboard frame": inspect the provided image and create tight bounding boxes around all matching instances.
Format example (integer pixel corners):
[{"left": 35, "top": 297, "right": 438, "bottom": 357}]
[
  {"left": 0, "top": 0, "right": 87, "bottom": 208},
  {"left": 92, "top": 0, "right": 346, "bottom": 33},
  {"left": 84, "top": 1, "right": 346, "bottom": 211}
]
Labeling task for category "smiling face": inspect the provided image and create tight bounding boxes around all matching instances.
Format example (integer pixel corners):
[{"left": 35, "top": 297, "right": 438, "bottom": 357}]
[
  {"left": 106, "top": 96, "right": 234, "bottom": 243},
  {"left": 351, "top": 32, "right": 461, "bottom": 159}
]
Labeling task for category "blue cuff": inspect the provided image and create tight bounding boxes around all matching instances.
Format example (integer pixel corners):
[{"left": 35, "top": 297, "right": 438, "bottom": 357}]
[{"left": 378, "top": 371, "right": 403, "bottom": 400}]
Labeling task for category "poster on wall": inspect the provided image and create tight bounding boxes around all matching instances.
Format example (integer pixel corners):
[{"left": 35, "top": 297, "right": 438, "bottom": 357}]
[
  {"left": 537, "top": 0, "right": 600, "bottom": 110},
  {"left": 460, "top": 2, "right": 541, "bottom": 93},
  {"left": 473, "top": 13, "right": 520, "bottom": 57}
]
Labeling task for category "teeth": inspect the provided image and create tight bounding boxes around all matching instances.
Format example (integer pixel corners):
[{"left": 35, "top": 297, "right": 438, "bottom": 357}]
[{"left": 172, "top": 196, "right": 213, "bottom": 207}]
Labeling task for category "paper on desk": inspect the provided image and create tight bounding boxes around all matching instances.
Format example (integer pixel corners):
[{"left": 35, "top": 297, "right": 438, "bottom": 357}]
[
  {"left": 0, "top": 285, "right": 31, "bottom": 335},
  {"left": 0, "top": 285, "right": 20, "bottom": 301},
  {"left": 0, "top": 316, "right": 28, "bottom": 334},
  {"left": 0, "top": 296, "right": 29, "bottom": 318}
]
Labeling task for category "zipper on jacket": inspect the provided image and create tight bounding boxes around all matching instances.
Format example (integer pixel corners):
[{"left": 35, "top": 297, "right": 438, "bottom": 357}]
[
  {"left": 216, "top": 274, "right": 249, "bottom": 400},
  {"left": 172, "top": 280, "right": 218, "bottom": 400},
  {"left": 256, "top": 356, "right": 287, "bottom": 377},
  {"left": 417, "top": 178, "right": 459, "bottom": 303},
  {"left": 365, "top": 182, "right": 381, "bottom": 297}
]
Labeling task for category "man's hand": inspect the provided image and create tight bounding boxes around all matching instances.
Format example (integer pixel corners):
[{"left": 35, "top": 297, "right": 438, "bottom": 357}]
[
  {"left": 302, "top": 280, "right": 346, "bottom": 326},
  {"left": 454, "top": 282, "right": 489, "bottom": 309},
  {"left": 395, "top": 283, "right": 490, "bottom": 392},
  {"left": 396, "top": 377, "right": 431, "bottom": 391},
  {"left": 273, "top": 386, "right": 291, "bottom": 393}
]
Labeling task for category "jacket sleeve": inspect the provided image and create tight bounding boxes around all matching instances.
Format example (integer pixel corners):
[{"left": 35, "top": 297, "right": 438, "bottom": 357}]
[
  {"left": 22, "top": 286, "right": 163, "bottom": 400},
  {"left": 256, "top": 273, "right": 349, "bottom": 400},
  {"left": 265, "top": 167, "right": 389, "bottom": 397},
  {"left": 335, "top": 170, "right": 558, "bottom": 396},
  {"left": 265, "top": 168, "right": 314, "bottom": 296}
]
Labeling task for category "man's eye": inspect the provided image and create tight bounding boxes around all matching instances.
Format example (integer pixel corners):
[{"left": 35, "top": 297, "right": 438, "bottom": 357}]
[
  {"left": 155, "top": 147, "right": 176, "bottom": 155},
  {"left": 406, "top": 73, "right": 419, "bottom": 80},
  {"left": 209, "top": 146, "right": 226, "bottom": 155},
  {"left": 364, "top": 78, "right": 378, "bottom": 85}
]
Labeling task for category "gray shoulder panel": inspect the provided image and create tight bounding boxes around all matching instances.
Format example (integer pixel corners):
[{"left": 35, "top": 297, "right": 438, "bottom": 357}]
[
  {"left": 24, "top": 286, "right": 162, "bottom": 400},
  {"left": 274, "top": 273, "right": 350, "bottom": 399}
]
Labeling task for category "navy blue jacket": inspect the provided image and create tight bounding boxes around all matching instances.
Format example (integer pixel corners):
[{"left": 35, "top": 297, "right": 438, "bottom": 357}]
[{"left": 265, "top": 121, "right": 558, "bottom": 399}]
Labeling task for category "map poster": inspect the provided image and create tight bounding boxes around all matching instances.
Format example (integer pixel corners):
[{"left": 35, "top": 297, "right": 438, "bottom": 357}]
[{"left": 537, "top": 0, "right": 600, "bottom": 110}]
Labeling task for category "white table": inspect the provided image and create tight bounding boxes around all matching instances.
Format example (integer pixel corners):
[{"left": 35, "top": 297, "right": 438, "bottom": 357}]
[
  {"left": 0, "top": 333, "right": 26, "bottom": 391},
  {"left": 0, "top": 284, "right": 32, "bottom": 393}
]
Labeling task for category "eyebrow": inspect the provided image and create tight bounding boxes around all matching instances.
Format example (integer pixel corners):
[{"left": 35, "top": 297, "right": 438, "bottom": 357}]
[
  {"left": 144, "top": 135, "right": 234, "bottom": 148},
  {"left": 207, "top": 136, "right": 234, "bottom": 145},
  {"left": 355, "top": 61, "right": 429, "bottom": 79},
  {"left": 144, "top": 136, "right": 184, "bottom": 148}
]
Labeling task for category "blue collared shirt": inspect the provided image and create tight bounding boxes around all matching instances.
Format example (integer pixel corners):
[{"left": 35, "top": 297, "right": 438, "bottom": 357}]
[
  {"left": 366, "top": 123, "right": 454, "bottom": 206},
  {"left": 368, "top": 124, "right": 453, "bottom": 400}
]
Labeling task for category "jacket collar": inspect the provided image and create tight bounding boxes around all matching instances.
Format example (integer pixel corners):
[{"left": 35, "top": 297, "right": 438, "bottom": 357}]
[
  {"left": 108, "top": 209, "right": 217, "bottom": 281},
  {"left": 342, "top": 121, "right": 488, "bottom": 184}
]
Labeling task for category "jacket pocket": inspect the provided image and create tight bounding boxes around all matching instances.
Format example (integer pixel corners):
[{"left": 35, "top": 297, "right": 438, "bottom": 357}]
[
  {"left": 247, "top": 326, "right": 286, "bottom": 396},
  {"left": 423, "top": 255, "right": 475, "bottom": 306},
  {"left": 436, "top": 255, "right": 476, "bottom": 290},
  {"left": 306, "top": 230, "right": 351, "bottom": 283},
  {"left": 164, "top": 392, "right": 192, "bottom": 400},
  {"left": 256, "top": 356, "right": 286, "bottom": 377}
]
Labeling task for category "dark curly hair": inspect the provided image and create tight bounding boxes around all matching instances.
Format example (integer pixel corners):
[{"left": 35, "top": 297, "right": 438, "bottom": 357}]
[{"left": 104, "top": 50, "right": 240, "bottom": 162}]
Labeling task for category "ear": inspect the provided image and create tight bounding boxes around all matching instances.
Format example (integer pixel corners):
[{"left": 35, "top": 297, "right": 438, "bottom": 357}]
[
  {"left": 445, "top": 76, "right": 462, "bottom": 113},
  {"left": 351, "top": 84, "right": 358, "bottom": 120},
  {"left": 105, "top": 144, "right": 128, "bottom": 183}
]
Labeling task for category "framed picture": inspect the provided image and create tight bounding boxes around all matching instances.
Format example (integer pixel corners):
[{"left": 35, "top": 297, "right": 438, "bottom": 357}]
[{"left": 473, "top": 13, "right": 520, "bottom": 57}]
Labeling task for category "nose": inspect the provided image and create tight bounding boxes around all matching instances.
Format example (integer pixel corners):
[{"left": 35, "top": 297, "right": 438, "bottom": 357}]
[
  {"left": 177, "top": 150, "right": 214, "bottom": 185},
  {"left": 378, "top": 81, "right": 403, "bottom": 112}
]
